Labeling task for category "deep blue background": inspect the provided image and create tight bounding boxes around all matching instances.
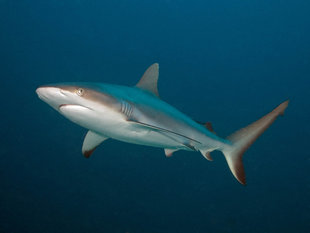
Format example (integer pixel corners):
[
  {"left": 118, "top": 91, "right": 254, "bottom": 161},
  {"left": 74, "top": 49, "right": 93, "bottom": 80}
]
[{"left": 1, "top": 0, "right": 309, "bottom": 232}]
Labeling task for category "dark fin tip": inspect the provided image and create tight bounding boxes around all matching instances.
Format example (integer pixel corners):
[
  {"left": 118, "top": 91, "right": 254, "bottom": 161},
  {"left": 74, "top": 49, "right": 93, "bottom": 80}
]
[
  {"left": 83, "top": 148, "right": 96, "bottom": 158},
  {"left": 205, "top": 122, "right": 215, "bottom": 133},
  {"left": 205, "top": 152, "right": 213, "bottom": 161}
]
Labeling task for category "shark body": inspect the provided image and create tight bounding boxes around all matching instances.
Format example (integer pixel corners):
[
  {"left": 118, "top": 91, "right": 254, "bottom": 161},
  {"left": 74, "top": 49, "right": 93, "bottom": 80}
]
[{"left": 36, "top": 63, "right": 288, "bottom": 185}]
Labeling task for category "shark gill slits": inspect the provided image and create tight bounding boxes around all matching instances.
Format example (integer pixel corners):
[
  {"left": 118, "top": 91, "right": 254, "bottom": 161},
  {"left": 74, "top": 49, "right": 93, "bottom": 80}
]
[{"left": 121, "top": 101, "right": 133, "bottom": 118}]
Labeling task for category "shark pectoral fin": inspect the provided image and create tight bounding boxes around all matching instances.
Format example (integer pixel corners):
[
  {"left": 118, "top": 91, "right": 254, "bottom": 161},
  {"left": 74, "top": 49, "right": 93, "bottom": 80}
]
[
  {"left": 164, "top": 148, "right": 179, "bottom": 157},
  {"left": 136, "top": 63, "right": 160, "bottom": 97},
  {"left": 82, "top": 131, "right": 109, "bottom": 158}
]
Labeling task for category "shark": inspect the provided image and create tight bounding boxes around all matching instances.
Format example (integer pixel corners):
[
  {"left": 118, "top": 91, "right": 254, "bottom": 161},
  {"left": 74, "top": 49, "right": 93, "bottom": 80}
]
[{"left": 36, "top": 63, "right": 289, "bottom": 185}]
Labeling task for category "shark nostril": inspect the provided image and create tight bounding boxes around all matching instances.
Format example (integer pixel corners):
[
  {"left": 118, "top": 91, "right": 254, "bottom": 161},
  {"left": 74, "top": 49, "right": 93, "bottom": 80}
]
[
  {"left": 36, "top": 87, "right": 43, "bottom": 95},
  {"left": 59, "top": 90, "right": 66, "bottom": 96}
]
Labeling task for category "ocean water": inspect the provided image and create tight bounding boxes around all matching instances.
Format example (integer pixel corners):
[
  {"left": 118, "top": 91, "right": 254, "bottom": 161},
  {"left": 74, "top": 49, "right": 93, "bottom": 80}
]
[{"left": 1, "top": 0, "right": 309, "bottom": 232}]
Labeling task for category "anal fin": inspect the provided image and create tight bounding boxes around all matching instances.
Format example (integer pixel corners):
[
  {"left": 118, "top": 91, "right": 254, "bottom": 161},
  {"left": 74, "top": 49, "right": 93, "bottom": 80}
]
[
  {"left": 199, "top": 149, "right": 213, "bottom": 161},
  {"left": 82, "top": 131, "right": 108, "bottom": 158}
]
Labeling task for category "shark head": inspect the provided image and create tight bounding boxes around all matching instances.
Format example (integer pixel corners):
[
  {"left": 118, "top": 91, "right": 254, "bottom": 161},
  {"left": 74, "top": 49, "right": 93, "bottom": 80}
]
[{"left": 36, "top": 83, "right": 124, "bottom": 130}]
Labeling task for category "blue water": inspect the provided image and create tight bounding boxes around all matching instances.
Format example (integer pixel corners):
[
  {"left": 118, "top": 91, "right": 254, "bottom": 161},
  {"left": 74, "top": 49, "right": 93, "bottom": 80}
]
[{"left": 1, "top": 0, "right": 309, "bottom": 232}]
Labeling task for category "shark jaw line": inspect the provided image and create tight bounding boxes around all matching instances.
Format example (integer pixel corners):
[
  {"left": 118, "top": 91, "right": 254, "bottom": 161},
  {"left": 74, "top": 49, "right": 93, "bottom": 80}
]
[{"left": 58, "top": 104, "right": 93, "bottom": 111}]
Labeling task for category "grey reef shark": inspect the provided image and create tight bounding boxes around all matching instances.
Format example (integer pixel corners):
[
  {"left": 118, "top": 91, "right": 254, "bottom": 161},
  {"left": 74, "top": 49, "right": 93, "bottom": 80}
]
[{"left": 36, "top": 63, "right": 289, "bottom": 185}]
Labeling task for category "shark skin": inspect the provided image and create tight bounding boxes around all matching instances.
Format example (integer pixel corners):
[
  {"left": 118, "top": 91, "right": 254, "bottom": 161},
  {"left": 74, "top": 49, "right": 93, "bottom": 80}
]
[{"left": 36, "top": 63, "right": 289, "bottom": 185}]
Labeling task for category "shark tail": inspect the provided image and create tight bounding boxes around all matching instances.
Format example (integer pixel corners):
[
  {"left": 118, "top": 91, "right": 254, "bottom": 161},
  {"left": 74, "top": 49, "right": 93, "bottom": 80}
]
[{"left": 222, "top": 100, "right": 289, "bottom": 185}]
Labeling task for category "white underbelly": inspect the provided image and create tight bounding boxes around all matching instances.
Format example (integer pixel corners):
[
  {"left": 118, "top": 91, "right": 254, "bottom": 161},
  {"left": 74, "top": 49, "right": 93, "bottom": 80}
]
[
  {"left": 59, "top": 105, "right": 188, "bottom": 149},
  {"left": 97, "top": 121, "right": 184, "bottom": 149}
]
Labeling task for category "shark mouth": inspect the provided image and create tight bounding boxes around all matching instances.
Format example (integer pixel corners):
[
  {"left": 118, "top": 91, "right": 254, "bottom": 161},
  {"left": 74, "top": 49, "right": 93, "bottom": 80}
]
[{"left": 59, "top": 104, "right": 93, "bottom": 111}]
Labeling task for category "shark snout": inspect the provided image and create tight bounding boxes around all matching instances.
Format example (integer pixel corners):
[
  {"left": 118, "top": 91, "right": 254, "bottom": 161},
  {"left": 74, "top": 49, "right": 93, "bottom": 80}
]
[
  {"left": 36, "top": 86, "right": 65, "bottom": 100},
  {"left": 36, "top": 86, "right": 70, "bottom": 110},
  {"left": 35, "top": 86, "right": 45, "bottom": 98}
]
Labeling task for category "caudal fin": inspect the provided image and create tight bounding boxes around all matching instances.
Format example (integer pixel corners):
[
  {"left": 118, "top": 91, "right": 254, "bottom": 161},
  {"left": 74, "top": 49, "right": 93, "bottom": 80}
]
[{"left": 222, "top": 100, "right": 289, "bottom": 185}]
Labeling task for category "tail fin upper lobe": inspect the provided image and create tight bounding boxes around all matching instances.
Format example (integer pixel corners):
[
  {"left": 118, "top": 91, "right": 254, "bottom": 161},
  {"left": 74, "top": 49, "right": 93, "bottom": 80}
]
[{"left": 222, "top": 100, "right": 289, "bottom": 185}]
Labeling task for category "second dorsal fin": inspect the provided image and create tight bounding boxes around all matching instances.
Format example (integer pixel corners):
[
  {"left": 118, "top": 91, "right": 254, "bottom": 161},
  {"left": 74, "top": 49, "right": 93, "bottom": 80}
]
[
  {"left": 204, "top": 122, "right": 215, "bottom": 133},
  {"left": 196, "top": 121, "right": 216, "bottom": 134},
  {"left": 136, "top": 63, "right": 159, "bottom": 97}
]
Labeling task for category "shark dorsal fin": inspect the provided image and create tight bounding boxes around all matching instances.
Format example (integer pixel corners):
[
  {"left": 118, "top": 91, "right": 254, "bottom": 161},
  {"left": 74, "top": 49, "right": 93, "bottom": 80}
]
[{"left": 136, "top": 63, "right": 159, "bottom": 97}]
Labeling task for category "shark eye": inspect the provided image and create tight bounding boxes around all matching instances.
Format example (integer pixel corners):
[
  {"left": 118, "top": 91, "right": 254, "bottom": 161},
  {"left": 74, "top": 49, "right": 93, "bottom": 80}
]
[{"left": 76, "top": 88, "right": 85, "bottom": 96}]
